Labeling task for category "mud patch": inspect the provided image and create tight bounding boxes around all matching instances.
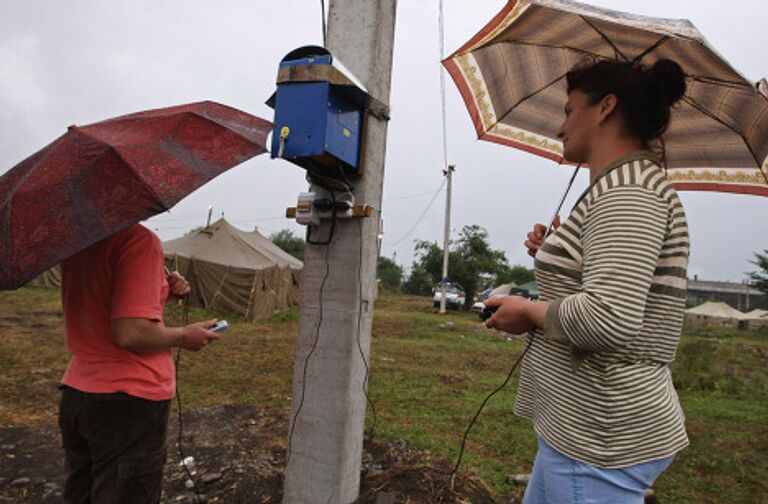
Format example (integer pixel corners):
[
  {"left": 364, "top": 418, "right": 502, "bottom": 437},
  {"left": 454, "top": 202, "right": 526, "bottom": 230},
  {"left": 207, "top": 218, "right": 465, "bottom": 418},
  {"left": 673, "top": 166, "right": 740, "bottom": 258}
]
[{"left": 0, "top": 404, "right": 515, "bottom": 503}]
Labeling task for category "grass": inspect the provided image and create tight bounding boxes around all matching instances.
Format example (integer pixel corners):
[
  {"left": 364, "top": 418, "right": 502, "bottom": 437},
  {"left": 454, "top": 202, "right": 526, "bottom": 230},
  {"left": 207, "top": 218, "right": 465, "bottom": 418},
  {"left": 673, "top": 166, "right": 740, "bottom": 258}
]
[{"left": 1, "top": 288, "right": 767, "bottom": 502}]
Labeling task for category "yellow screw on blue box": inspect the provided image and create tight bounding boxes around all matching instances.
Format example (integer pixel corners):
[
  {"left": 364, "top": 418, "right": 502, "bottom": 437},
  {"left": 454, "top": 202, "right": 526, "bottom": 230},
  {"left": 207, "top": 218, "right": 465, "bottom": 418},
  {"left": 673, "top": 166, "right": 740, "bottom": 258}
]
[{"left": 268, "top": 46, "right": 365, "bottom": 177}]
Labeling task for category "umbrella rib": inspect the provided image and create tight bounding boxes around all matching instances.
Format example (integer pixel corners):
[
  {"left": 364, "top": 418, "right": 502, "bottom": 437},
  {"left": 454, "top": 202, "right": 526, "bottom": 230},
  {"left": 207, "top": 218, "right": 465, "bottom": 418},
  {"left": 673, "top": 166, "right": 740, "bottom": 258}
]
[
  {"left": 632, "top": 36, "right": 670, "bottom": 65},
  {"left": 489, "top": 74, "right": 567, "bottom": 134},
  {"left": 73, "top": 128, "right": 171, "bottom": 212},
  {"left": 580, "top": 15, "right": 629, "bottom": 62},
  {"left": 688, "top": 75, "right": 753, "bottom": 90},
  {"left": 488, "top": 40, "right": 598, "bottom": 60},
  {"left": 1, "top": 133, "right": 76, "bottom": 199},
  {"left": 681, "top": 95, "right": 764, "bottom": 175},
  {"left": 108, "top": 144, "right": 171, "bottom": 212}
]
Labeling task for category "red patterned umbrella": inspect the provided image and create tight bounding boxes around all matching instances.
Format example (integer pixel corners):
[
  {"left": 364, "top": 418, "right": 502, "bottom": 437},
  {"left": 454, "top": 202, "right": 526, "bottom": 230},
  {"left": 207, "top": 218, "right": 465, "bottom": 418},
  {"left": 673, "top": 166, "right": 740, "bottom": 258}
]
[{"left": 0, "top": 101, "right": 272, "bottom": 290}]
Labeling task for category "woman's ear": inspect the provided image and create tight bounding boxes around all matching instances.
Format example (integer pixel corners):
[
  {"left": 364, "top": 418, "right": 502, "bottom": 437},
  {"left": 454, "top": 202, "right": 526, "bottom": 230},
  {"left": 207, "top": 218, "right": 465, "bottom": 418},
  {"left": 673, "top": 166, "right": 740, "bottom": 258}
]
[{"left": 597, "top": 94, "right": 618, "bottom": 125}]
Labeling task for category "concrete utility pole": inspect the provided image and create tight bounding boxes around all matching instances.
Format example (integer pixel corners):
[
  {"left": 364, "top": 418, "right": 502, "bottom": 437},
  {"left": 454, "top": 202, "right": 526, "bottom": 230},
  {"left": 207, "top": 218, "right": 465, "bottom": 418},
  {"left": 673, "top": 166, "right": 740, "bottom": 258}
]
[
  {"left": 282, "top": 1, "right": 397, "bottom": 503},
  {"left": 439, "top": 165, "right": 455, "bottom": 314}
]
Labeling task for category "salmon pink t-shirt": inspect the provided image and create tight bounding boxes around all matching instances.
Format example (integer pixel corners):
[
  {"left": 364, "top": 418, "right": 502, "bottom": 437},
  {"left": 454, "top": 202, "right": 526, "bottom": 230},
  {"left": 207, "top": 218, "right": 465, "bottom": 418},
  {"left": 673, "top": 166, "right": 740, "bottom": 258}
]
[{"left": 61, "top": 224, "right": 174, "bottom": 400}]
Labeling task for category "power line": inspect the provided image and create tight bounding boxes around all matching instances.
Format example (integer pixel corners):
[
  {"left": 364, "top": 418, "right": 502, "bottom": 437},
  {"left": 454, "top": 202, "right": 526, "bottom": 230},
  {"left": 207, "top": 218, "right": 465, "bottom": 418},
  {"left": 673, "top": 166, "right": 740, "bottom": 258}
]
[
  {"left": 388, "top": 179, "right": 446, "bottom": 246},
  {"left": 438, "top": 0, "right": 449, "bottom": 170},
  {"left": 384, "top": 188, "right": 449, "bottom": 203}
]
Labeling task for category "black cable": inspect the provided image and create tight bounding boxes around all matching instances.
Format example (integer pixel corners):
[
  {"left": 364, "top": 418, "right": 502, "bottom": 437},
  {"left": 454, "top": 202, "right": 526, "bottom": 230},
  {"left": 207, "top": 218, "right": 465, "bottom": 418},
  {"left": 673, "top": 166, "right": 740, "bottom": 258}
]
[
  {"left": 176, "top": 310, "right": 201, "bottom": 500},
  {"left": 265, "top": 212, "right": 336, "bottom": 502},
  {"left": 286, "top": 242, "right": 331, "bottom": 456},
  {"left": 320, "top": 0, "right": 326, "bottom": 47},
  {"left": 307, "top": 165, "right": 354, "bottom": 194},
  {"left": 305, "top": 189, "right": 339, "bottom": 245},
  {"left": 175, "top": 299, "right": 203, "bottom": 501},
  {"left": 356, "top": 218, "right": 378, "bottom": 436},
  {"left": 450, "top": 333, "right": 534, "bottom": 484},
  {"left": 175, "top": 348, "right": 202, "bottom": 500}
]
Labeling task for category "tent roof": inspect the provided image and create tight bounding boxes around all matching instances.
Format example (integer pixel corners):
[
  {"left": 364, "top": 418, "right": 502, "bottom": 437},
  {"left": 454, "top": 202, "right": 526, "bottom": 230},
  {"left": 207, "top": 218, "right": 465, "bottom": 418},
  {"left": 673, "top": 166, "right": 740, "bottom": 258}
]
[
  {"left": 685, "top": 301, "right": 748, "bottom": 320},
  {"left": 512, "top": 280, "right": 539, "bottom": 295},
  {"left": 163, "top": 218, "right": 303, "bottom": 270},
  {"left": 489, "top": 282, "right": 516, "bottom": 297},
  {"left": 745, "top": 309, "right": 768, "bottom": 319}
]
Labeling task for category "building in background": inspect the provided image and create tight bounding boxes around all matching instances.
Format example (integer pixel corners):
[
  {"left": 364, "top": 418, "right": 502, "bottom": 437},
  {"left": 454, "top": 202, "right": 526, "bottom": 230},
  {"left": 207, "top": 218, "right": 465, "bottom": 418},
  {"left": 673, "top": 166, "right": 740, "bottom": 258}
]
[{"left": 687, "top": 277, "right": 765, "bottom": 311}]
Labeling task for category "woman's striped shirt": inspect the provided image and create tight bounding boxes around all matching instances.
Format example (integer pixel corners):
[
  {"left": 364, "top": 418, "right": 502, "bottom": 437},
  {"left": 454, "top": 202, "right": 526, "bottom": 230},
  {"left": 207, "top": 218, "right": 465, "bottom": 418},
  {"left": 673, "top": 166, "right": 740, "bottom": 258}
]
[{"left": 516, "top": 151, "right": 690, "bottom": 468}]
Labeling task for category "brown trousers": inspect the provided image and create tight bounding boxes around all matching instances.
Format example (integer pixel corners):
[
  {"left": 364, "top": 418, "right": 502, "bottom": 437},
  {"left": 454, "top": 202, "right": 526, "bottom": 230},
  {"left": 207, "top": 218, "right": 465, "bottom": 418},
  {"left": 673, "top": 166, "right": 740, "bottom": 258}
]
[{"left": 58, "top": 386, "right": 170, "bottom": 504}]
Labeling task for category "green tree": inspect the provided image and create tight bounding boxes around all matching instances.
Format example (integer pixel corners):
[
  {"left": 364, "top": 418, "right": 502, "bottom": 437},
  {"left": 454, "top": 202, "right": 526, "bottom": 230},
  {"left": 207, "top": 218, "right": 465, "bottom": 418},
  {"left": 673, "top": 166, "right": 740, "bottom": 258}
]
[
  {"left": 377, "top": 256, "right": 403, "bottom": 292},
  {"left": 402, "top": 225, "right": 525, "bottom": 308},
  {"left": 269, "top": 229, "right": 305, "bottom": 261},
  {"left": 496, "top": 264, "right": 535, "bottom": 286},
  {"left": 749, "top": 249, "right": 768, "bottom": 296},
  {"left": 402, "top": 264, "right": 434, "bottom": 296}
]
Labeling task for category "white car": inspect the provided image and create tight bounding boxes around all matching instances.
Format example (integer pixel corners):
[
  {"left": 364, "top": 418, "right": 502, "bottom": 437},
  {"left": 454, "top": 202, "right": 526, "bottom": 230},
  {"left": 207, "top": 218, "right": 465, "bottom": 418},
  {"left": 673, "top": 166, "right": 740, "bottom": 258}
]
[
  {"left": 433, "top": 283, "right": 466, "bottom": 309},
  {"left": 472, "top": 283, "right": 519, "bottom": 312}
]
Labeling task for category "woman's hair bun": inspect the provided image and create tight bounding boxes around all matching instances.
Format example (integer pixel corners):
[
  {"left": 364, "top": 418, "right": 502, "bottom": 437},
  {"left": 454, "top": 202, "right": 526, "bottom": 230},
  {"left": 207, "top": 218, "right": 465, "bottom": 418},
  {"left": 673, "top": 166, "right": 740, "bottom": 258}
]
[{"left": 649, "top": 59, "right": 686, "bottom": 105}]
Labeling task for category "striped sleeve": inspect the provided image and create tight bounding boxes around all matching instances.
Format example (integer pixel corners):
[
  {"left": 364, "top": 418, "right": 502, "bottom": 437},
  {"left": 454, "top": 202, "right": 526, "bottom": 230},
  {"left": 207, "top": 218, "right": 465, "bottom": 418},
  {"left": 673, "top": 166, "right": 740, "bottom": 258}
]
[{"left": 553, "top": 184, "right": 669, "bottom": 351}]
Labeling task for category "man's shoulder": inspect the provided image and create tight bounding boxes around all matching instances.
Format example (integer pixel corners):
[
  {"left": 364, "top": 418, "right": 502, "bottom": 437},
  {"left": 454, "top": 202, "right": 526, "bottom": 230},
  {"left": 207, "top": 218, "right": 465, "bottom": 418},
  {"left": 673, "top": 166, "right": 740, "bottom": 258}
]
[{"left": 110, "top": 224, "right": 160, "bottom": 248}]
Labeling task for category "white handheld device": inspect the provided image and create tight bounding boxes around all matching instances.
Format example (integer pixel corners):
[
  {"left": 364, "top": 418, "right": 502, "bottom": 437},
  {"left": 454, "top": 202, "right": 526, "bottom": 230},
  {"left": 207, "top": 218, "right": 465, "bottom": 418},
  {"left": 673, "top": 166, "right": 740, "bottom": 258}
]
[{"left": 209, "top": 320, "right": 228, "bottom": 333}]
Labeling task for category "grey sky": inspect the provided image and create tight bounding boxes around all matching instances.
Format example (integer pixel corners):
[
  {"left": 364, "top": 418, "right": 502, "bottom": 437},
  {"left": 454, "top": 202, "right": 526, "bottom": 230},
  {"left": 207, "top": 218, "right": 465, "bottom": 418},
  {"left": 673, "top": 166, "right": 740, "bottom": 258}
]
[{"left": 1, "top": 0, "right": 765, "bottom": 283}]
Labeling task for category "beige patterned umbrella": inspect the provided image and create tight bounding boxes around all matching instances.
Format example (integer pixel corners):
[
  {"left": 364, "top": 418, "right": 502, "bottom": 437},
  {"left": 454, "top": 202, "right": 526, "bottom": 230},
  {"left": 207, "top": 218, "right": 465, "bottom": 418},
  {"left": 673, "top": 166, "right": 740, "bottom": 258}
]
[{"left": 443, "top": 0, "right": 768, "bottom": 197}]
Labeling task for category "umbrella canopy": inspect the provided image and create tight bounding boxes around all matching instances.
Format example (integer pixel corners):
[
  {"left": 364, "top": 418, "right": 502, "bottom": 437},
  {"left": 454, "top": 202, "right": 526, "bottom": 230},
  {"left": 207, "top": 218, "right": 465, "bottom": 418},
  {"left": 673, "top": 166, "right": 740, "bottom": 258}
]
[
  {"left": 0, "top": 101, "right": 272, "bottom": 290},
  {"left": 443, "top": 0, "right": 768, "bottom": 196}
]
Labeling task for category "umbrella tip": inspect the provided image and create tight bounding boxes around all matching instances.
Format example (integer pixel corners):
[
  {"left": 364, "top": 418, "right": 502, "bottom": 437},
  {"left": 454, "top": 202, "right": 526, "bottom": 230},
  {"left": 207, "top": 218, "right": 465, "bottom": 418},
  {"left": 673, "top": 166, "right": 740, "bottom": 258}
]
[{"left": 67, "top": 124, "right": 77, "bottom": 131}]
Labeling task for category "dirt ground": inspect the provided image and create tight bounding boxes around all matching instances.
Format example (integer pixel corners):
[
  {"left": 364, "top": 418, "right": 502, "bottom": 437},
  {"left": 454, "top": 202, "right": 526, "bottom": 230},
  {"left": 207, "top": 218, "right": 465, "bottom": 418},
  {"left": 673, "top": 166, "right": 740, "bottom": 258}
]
[{"left": 1, "top": 403, "right": 519, "bottom": 503}]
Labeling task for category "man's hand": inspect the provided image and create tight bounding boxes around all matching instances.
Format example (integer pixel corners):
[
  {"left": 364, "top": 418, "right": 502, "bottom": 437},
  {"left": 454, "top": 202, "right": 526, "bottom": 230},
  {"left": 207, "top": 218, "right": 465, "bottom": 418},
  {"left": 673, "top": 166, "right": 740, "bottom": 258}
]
[
  {"left": 483, "top": 296, "right": 548, "bottom": 335},
  {"left": 167, "top": 271, "right": 191, "bottom": 299},
  {"left": 524, "top": 215, "right": 560, "bottom": 258},
  {"left": 112, "top": 318, "right": 220, "bottom": 353},
  {"left": 179, "top": 320, "right": 221, "bottom": 352}
]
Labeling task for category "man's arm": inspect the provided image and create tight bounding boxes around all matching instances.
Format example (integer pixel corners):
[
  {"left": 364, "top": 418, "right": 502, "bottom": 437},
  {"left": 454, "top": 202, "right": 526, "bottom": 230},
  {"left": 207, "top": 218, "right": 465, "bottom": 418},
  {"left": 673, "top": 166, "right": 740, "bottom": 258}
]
[{"left": 112, "top": 318, "right": 219, "bottom": 353}]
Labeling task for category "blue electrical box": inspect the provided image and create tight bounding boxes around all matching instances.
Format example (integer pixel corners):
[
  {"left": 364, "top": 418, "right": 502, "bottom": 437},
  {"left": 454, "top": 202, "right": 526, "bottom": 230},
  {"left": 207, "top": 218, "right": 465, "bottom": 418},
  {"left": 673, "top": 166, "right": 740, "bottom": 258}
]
[{"left": 268, "top": 47, "right": 366, "bottom": 176}]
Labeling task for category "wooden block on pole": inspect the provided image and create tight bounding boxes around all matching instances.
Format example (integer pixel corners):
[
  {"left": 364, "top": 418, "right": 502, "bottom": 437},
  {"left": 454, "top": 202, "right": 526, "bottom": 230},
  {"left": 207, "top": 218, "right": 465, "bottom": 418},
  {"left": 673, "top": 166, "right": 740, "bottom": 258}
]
[{"left": 285, "top": 205, "right": 374, "bottom": 219}]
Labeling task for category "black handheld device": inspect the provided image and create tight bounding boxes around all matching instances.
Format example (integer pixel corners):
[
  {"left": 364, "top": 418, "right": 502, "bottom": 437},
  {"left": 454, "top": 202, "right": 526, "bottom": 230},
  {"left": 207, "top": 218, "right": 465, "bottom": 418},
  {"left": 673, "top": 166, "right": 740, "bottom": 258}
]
[{"left": 479, "top": 305, "right": 498, "bottom": 322}]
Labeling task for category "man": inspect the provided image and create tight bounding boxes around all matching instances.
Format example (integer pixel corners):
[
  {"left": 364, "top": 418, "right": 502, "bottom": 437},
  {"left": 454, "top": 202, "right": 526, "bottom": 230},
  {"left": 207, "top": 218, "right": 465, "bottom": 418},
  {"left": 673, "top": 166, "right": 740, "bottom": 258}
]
[{"left": 58, "top": 223, "right": 220, "bottom": 503}]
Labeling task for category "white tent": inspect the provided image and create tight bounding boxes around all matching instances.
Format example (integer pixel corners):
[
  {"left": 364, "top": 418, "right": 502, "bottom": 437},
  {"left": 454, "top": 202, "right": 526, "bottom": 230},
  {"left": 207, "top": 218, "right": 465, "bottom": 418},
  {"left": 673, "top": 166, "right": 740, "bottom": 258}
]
[
  {"left": 489, "top": 282, "right": 516, "bottom": 297},
  {"left": 744, "top": 308, "right": 768, "bottom": 331},
  {"left": 163, "top": 218, "right": 302, "bottom": 320},
  {"left": 745, "top": 309, "right": 768, "bottom": 319},
  {"left": 684, "top": 301, "right": 749, "bottom": 329}
]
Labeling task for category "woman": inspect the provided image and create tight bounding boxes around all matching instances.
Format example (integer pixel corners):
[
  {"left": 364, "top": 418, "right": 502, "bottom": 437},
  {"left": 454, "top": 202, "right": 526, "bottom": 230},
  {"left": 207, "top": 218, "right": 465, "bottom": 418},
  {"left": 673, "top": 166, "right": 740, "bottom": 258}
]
[{"left": 483, "top": 58, "right": 689, "bottom": 503}]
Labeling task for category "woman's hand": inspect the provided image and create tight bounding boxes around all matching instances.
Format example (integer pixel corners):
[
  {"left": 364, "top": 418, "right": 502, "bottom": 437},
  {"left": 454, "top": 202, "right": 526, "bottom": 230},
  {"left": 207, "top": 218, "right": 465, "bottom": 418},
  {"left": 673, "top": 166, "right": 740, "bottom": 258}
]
[
  {"left": 524, "top": 215, "right": 560, "bottom": 258},
  {"left": 483, "top": 296, "right": 548, "bottom": 335}
]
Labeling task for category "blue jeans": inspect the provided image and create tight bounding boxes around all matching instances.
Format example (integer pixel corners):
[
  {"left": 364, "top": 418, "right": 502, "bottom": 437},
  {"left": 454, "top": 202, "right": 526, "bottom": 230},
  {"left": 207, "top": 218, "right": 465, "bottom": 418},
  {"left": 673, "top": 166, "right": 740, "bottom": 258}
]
[{"left": 523, "top": 435, "right": 673, "bottom": 504}]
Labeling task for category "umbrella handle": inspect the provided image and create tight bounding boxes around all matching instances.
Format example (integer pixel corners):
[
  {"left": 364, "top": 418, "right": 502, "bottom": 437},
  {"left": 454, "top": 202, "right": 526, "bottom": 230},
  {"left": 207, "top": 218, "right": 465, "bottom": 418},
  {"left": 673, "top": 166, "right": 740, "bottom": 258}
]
[{"left": 545, "top": 164, "right": 580, "bottom": 237}]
